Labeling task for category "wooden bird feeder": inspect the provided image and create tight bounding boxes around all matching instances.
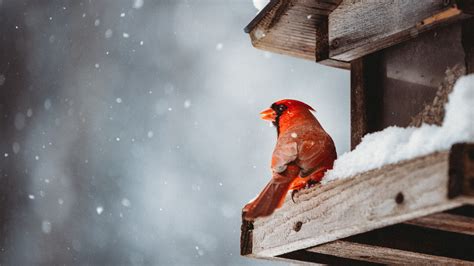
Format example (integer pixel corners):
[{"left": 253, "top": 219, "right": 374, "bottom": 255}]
[{"left": 241, "top": 0, "right": 474, "bottom": 264}]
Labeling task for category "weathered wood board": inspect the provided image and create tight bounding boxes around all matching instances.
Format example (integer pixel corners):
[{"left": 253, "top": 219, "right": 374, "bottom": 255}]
[
  {"left": 405, "top": 212, "right": 474, "bottom": 235},
  {"left": 245, "top": 0, "right": 349, "bottom": 69},
  {"left": 241, "top": 145, "right": 473, "bottom": 257},
  {"left": 329, "top": 0, "right": 471, "bottom": 61},
  {"left": 308, "top": 240, "right": 472, "bottom": 265}
]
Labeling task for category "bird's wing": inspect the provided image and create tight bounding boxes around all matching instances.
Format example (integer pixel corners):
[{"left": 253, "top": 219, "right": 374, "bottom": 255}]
[
  {"left": 297, "top": 131, "right": 336, "bottom": 177},
  {"left": 270, "top": 140, "right": 298, "bottom": 177}
]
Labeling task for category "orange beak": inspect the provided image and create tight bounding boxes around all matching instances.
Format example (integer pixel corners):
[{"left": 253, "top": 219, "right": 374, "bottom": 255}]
[{"left": 260, "top": 108, "right": 276, "bottom": 122}]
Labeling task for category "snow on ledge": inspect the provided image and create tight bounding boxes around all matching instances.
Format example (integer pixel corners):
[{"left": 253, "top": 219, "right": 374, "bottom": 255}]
[{"left": 323, "top": 74, "right": 474, "bottom": 183}]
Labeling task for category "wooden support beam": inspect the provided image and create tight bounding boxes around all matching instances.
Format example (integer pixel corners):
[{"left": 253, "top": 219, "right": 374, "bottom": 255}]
[
  {"left": 462, "top": 18, "right": 474, "bottom": 74},
  {"left": 350, "top": 54, "right": 383, "bottom": 149},
  {"left": 241, "top": 144, "right": 473, "bottom": 257},
  {"left": 308, "top": 240, "right": 473, "bottom": 265},
  {"left": 244, "top": 0, "right": 349, "bottom": 69},
  {"left": 405, "top": 212, "right": 474, "bottom": 235},
  {"left": 329, "top": 0, "right": 471, "bottom": 62}
]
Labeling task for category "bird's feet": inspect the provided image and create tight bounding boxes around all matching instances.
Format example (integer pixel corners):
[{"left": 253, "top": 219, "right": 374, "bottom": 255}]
[
  {"left": 305, "top": 179, "right": 319, "bottom": 188},
  {"left": 291, "top": 189, "right": 298, "bottom": 203}
]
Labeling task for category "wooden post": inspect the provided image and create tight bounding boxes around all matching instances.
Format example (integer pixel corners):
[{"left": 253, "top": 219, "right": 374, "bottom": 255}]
[
  {"left": 350, "top": 54, "right": 383, "bottom": 150},
  {"left": 448, "top": 143, "right": 474, "bottom": 198},
  {"left": 462, "top": 18, "right": 474, "bottom": 74}
]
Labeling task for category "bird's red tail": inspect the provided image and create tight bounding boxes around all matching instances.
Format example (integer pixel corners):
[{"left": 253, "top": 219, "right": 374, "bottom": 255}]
[
  {"left": 243, "top": 179, "right": 291, "bottom": 221},
  {"left": 243, "top": 164, "right": 300, "bottom": 221}
]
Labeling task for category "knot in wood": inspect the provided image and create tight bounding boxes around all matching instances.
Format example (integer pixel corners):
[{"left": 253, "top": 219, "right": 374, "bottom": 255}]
[
  {"left": 395, "top": 192, "right": 404, "bottom": 204},
  {"left": 442, "top": 0, "right": 451, "bottom": 7},
  {"left": 331, "top": 39, "right": 340, "bottom": 49},
  {"left": 293, "top": 221, "right": 303, "bottom": 232}
]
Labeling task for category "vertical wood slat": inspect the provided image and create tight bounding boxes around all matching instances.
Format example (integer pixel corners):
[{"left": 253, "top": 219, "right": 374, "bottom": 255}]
[
  {"left": 462, "top": 18, "right": 474, "bottom": 74},
  {"left": 350, "top": 59, "right": 366, "bottom": 150},
  {"left": 350, "top": 54, "right": 383, "bottom": 150},
  {"left": 449, "top": 143, "right": 474, "bottom": 198}
]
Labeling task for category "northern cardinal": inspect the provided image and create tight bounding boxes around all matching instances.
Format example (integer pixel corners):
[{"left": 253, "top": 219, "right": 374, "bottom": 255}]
[{"left": 243, "top": 99, "right": 336, "bottom": 221}]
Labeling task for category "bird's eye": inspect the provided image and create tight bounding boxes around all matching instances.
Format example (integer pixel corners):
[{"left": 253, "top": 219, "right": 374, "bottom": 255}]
[{"left": 278, "top": 105, "right": 286, "bottom": 112}]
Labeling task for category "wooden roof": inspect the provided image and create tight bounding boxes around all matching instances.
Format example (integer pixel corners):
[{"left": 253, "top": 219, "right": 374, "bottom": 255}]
[{"left": 244, "top": 0, "right": 473, "bottom": 68}]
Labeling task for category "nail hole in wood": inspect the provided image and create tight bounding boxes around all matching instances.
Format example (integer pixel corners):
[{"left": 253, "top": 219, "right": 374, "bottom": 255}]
[
  {"left": 395, "top": 192, "right": 404, "bottom": 204},
  {"left": 294, "top": 221, "right": 302, "bottom": 232}
]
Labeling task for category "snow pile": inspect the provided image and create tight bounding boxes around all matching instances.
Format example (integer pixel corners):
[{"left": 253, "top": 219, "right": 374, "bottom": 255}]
[
  {"left": 323, "top": 74, "right": 474, "bottom": 183},
  {"left": 253, "top": 0, "right": 270, "bottom": 12}
]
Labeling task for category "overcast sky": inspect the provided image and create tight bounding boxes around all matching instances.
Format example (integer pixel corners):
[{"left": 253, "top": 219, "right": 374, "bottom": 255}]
[{"left": 0, "top": 1, "right": 349, "bottom": 265}]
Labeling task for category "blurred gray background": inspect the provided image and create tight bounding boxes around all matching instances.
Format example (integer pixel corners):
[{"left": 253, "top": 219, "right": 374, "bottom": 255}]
[{"left": 0, "top": 0, "right": 349, "bottom": 265}]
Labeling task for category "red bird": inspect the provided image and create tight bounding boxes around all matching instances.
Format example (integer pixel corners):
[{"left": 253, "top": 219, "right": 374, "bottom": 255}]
[{"left": 243, "top": 99, "right": 336, "bottom": 221}]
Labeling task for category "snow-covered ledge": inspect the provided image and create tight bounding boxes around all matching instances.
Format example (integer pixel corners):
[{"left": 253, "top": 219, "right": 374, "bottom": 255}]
[{"left": 241, "top": 75, "right": 474, "bottom": 258}]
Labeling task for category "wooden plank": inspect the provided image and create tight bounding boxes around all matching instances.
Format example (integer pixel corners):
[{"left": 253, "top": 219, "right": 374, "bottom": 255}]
[
  {"left": 308, "top": 240, "right": 473, "bottom": 265},
  {"left": 344, "top": 223, "right": 474, "bottom": 261},
  {"left": 241, "top": 146, "right": 470, "bottom": 257},
  {"left": 405, "top": 212, "right": 474, "bottom": 235},
  {"left": 329, "top": 0, "right": 471, "bottom": 62},
  {"left": 245, "top": 0, "right": 349, "bottom": 69},
  {"left": 279, "top": 249, "right": 375, "bottom": 265}
]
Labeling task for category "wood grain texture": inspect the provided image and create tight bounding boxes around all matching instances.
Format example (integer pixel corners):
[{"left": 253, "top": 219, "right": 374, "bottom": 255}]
[
  {"left": 449, "top": 143, "right": 474, "bottom": 198},
  {"left": 329, "top": 0, "right": 471, "bottom": 61},
  {"left": 405, "top": 212, "right": 474, "bottom": 235},
  {"left": 242, "top": 148, "right": 469, "bottom": 257},
  {"left": 350, "top": 54, "right": 384, "bottom": 149},
  {"left": 308, "top": 240, "right": 473, "bottom": 265},
  {"left": 463, "top": 18, "right": 474, "bottom": 74},
  {"left": 350, "top": 59, "right": 366, "bottom": 150},
  {"left": 246, "top": 0, "right": 349, "bottom": 68}
]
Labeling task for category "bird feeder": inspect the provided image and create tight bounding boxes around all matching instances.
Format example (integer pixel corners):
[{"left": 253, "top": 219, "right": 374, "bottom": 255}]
[{"left": 241, "top": 0, "right": 474, "bottom": 264}]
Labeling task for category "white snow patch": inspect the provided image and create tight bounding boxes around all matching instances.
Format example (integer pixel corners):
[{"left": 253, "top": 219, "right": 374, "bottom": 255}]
[
  {"left": 42, "top": 220, "right": 52, "bottom": 234},
  {"left": 323, "top": 74, "right": 474, "bottom": 183},
  {"left": 28, "top": 194, "right": 35, "bottom": 200},
  {"left": 94, "top": 19, "right": 100, "bottom": 26},
  {"left": 133, "top": 0, "right": 144, "bottom": 9},
  {"left": 147, "top": 131, "right": 154, "bottom": 138},
  {"left": 12, "top": 142, "right": 20, "bottom": 154},
  {"left": 253, "top": 0, "right": 269, "bottom": 12},
  {"left": 105, "top": 29, "right": 113, "bottom": 38},
  {"left": 120, "top": 12, "right": 126, "bottom": 17},
  {"left": 183, "top": 100, "right": 191, "bottom": 109},
  {"left": 44, "top": 98, "right": 52, "bottom": 110},
  {"left": 116, "top": 97, "right": 122, "bottom": 103},
  {"left": 96, "top": 206, "right": 104, "bottom": 215},
  {"left": 121, "top": 198, "right": 131, "bottom": 207},
  {"left": 123, "top": 32, "right": 130, "bottom": 38}
]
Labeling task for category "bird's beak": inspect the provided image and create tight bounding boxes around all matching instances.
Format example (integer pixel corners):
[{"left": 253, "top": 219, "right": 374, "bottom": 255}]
[{"left": 260, "top": 108, "right": 276, "bottom": 122}]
